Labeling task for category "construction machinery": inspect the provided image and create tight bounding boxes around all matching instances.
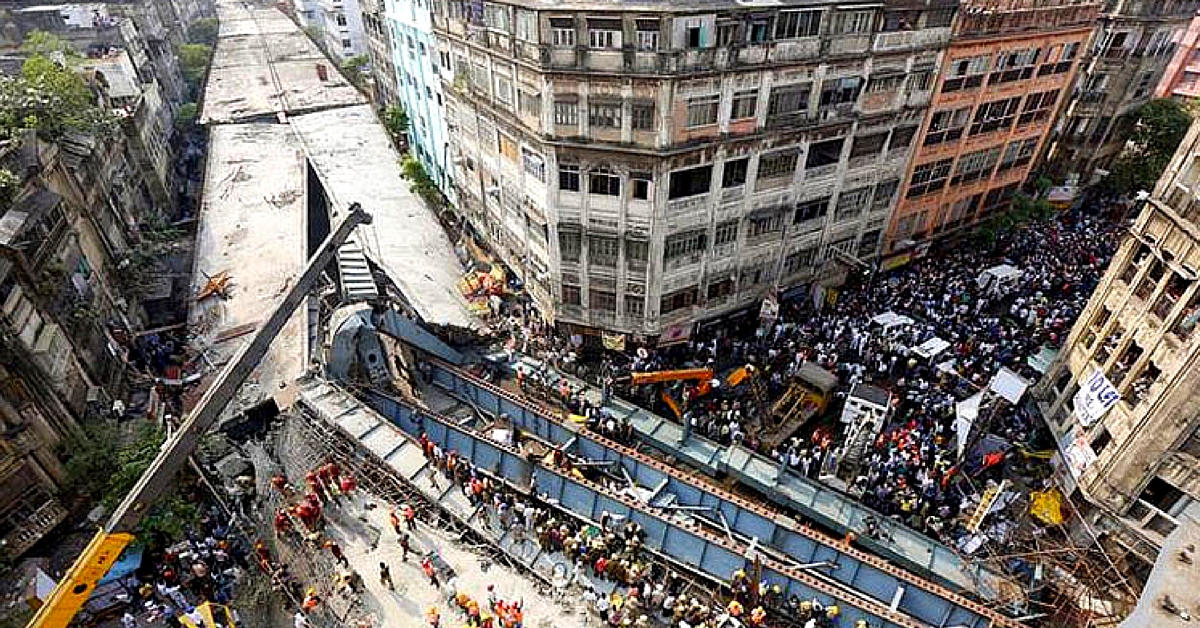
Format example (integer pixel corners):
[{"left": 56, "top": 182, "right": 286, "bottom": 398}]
[
  {"left": 26, "top": 205, "right": 372, "bottom": 628},
  {"left": 614, "top": 368, "right": 714, "bottom": 419}
]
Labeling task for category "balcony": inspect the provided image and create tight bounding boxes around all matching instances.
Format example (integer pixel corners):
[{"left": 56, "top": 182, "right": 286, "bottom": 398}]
[
  {"left": 1, "top": 496, "right": 68, "bottom": 558},
  {"left": 827, "top": 34, "right": 871, "bottom": 56},
  {"left": 872, "top": 27, "right": 951, "bottom": 54}
]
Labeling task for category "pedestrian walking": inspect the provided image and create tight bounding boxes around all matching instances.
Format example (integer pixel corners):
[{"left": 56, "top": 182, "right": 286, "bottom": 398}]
[
  {"left": 324, "top": 540, "right": 349, "bottom": 567},
  {"left": 399, "top": 532, "right": 411, "bottom": 561},
  {"left": 403, "top": 503, "right": 417, "bottom": 531},
  {"left": 421, "top": 557, "right": 440, "bottom": 588},
  {"left": 379, "top": 562, "right": 394, "bottom": 591},
  {"left": 389, "top": 508, "right": 402, "bottom": 535}
]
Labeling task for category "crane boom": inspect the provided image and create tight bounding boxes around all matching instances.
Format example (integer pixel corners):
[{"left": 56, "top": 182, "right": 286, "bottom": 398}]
[
  {"left": 623, "top": 368, "right": 714, "bottom": 386},
  {"left": 27, "top": 204, "right": 372, "bottom": 628}
]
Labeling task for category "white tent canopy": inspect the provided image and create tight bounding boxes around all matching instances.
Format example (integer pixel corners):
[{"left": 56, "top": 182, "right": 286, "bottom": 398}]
[{"left": 912, "top": 336, "right": 951, "bottom": 360}]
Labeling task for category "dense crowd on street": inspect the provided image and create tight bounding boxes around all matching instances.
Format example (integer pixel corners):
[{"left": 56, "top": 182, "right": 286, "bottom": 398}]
[{"left": 496, "top": 211, "right": 1121, "bottom": 545}]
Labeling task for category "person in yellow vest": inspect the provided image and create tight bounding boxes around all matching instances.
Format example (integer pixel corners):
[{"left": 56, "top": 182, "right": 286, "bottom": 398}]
[{"left": 825, "top": 605, "right": 840, "bottom": 621}]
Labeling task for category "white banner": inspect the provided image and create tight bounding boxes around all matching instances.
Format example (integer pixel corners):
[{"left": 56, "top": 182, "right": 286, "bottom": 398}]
[{"left": 1073, "top": 368, "right": 1120, "bottom": 428}]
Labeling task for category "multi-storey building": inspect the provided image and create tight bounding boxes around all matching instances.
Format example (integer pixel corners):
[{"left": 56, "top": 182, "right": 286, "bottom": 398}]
[
  {"left": 361, "top": 0, "right": 399, "bottom": 105},
  {"left": 1154, "top": 13, "right": 1200, "bottom": 101},
  {"left": 434, "top": 0, "right": 954, "bottom": 337},
  {"left": 1036, "top": 119, "right": 1200, "bottom": 570},
  {"left": 885, "top": 0, "right": 1097, "bottom": 251},
  {"left": 387, "top": 0, "right": 454, "bottom": 199},
  {"left": 321, "top": 0, "right": 369, "bottom": 60},
  {"left": 1048, "top": 0, "right": 1199, "bottom": 184}
]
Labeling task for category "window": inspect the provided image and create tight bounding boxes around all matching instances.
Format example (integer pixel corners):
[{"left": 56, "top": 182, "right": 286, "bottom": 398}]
[
  {"left": 909, "top": 69, "right": 933, "bottom": 91},
  {"left": 866, "top": 75, "right": 904, "bottom": 94},
  {"left": 484, "top": 3, "right": 510, "bottom": 31},
  {"left": 768, "top": 84, "right": 811, "bottom": 119},
  {"left": 516, "top": 9, "right": 537, "bottom": 41},
  {"left": 776, "top": 10, "right": 821, "bottom": 39},
  {"left": 562, "top": 284, "right": 581, "bottom": 305},
  {"left": 757, "top": 150, "right": 798, "bottom": 180},
  {"left": 850, "top": 132, "right": 887, "bottom": 160},
  {"left": 626, "top": 239, "right": 648, "bottom": 266},
  {"left": 924, "top": 107, "right": 970, "bottom": 146},
  {"left": 806, "top": 138, "right": 844, "bottom": 169},
  {"left": 631, "top": 173, "right": 651, "bottom": 200},
  {"left": 731, "top": 90, "right": 758, "bottom": 120},
  {"left": 707, "top": 278, "right": 735, "bottom": 300},
  {"left": 668, "top": 165, "right": 713, "bottom": 199},
  {"left": 970, "top": 96, "right": 1021, "bottom": 136},
  {"left": 588, "top": 25, "right": 621, "bottom": 49},
  {"left": 830, "top": 10, "right": 873, "bottom": 34},
  {"left": 722, "top": 158, "right": 749, "bottom": 188},
  {"left": 943, "top": 54, "right": 990, "bottom": 92},
  {"left": 890, "top": 126, "right": 917, "bottom": 150},
  {"left": 819, "top": 77, "right": 863, "bottom": 109},
  {"left": 552, "top": 27, "right": 576, "bottom": 47},
  {"left": 498, "top": 133, "right": 519, "bottom": 161},
  {"left": 783, "top": 248, "right": 816, "bottom": 275},
  {"left": 717, "top": 21, "right": 739, "bottom": 46},
  {"left": 990, "top": 47, "right": 1039, "bottom": 84},
  {"left": 589, "top": 169, "right": 621, "bottom": 196},
  {"left": 1019, "top": 89, "right": 1059, "bottom": 126},
  {"left": 624, "top": 295, "right": 645, "bottom": 317},
  {"left": 747, "top": 212, "right": 784, "bottom": 238},
  {"left": 664, "top": 230, "right": 707, "bottom": 260},
  {"left": 589, "top": 235, "right": 619, "bottom": 267},
  {"left": 559, "top": 165, "right": 581, "bottom": 191},
  {"left": 522, "top": 148, "right": 545, "bottom": 181},
  {"left": 686, "top": 25, "right": 703, "bottom": 48},
  {"left": 997, "top": 137, "right": 1038, "bottom": 172},
  {"left": 554, "top": 99, "right": 579, "bottom": 126},
  {"left": 494, "top": 75, "right": 514, "bottom": 105},
  {"left": 560, "top": 231, "right": 581, "bottom": 261},
  {"left": 873, "top": 179, "right": 898, "bottom": 208},
  {"left": 835, "top": 186, "right": 872, "bottom": 221},
  {"left": 686, "top": 95, "right": 720, "bottom": 127},
  {"left": 748, "top": 17, "right": 771, "bottom": 43},
  {"left": 794, "top": 197, "right": 830, "bottom": 223},
  {"left": 925, "top": 8, "right": 954, "bottom": 27},
  {"left": 631, "top": 102, "right": 655, "bottom": 131},
  {"left": 980, "top": 182, "right": 1018, "bottom": 211},
  {"left": 636, "top": 21, "right": 659, "bottom": 50},
  {"left": 952, "top": 147, "right": 1001, "bottom": 185},
  {"left": 588, "top": 101, "right": 622, "bottom": 128},
  {"left": 518, "top": 90, "right": 541, "bottom": 117},
  {"left": 590, "top": 290, "right": 617, "bottom": 311},
  {"left": 714, "top": 220, "right": 739, "bottom": 245},
  {"left": 661, "top": 286, "right": 699, "bottom": 313},
  {"left": 336, "top": 13, "right": 348, "bottom": 26},
  {"left": 882, "top": 9, "right": 919, "bottom": 31},
  {"left": 907, "top": 158, "right": 953, "bottom": 198},
  {"left": 342, "top": 38, "right": 353, "bottom": 49},
  {"left": 1141, "top": 477, "right": 1185, "bottom": 513}
]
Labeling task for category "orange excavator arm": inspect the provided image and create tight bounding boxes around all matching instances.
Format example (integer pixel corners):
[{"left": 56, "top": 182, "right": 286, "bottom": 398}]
[{"left": 625, "top": 368, "right": 714, "bottom": 386}]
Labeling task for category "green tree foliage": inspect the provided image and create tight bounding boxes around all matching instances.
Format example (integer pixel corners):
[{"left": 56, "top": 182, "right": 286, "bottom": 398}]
[
  {"left": 175, "top": 102, "right": 199, "bottom": 129},
  {"left": 401, "top": 154, "right": 445, "bottom": 209},
  {"left": 178, "top": 43, "right": 213, "bottom": 86},
  {"left": 975, "top": 193, "right": 1054, "bottom": 245},
  {"left": 340, "top": 54, "right": 370, "bottom": 89},
  {"left": 0, "top": 55, "right": 113, "bottom": 140},
  {"left": 382, "top": 104, "right": 409, "bottom": 141},
  {"left": 20, "top": 31, "right": 78, "bottom": 59},
  {"left": 188, "top": 17, "right": 219, "bottom": 45},
  {"left": 1099, "top": 98, "right": 1192, "bottom": 198}
]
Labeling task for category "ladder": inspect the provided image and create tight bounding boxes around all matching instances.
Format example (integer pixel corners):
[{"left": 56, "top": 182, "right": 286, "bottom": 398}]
[{"left": 967, "top": 480, "right": 1007, "bottom": 533}]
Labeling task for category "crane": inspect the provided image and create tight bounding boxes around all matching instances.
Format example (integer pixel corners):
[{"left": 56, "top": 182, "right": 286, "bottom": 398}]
[
  {"left": 614, "top": 368, "right": 715, "bottom": 420},
  {"left": 27, "top": 204, "right": 372, "bottom": 628}
]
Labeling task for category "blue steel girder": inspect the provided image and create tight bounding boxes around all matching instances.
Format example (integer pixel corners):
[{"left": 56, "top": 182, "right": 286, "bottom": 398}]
[
  {"left": 364, "top": 390, "right": 931, "bottom": 628},
  {"left": 424, "top": 361, "right": 1013, "bottom": 628}
]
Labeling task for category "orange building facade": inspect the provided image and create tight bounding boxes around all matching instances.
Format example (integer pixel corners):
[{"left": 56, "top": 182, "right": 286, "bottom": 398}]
[{"left": 885, "top": 0, "right": 1098, "bottom": 253}]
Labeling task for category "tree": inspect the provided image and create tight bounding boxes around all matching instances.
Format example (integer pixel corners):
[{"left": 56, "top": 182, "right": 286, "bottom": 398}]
[
  {"left": 188, "top": 17, "right": 219, "bottom": 45},
  {"left": 20, "top": 31, "right": 77, "bottom": 59},
  {"left": 178, "top": 43, "right": 213, "bottom": 87},
  {"left": 340, "top": 54, "right": 370, "bottom": 89},
  {"left": 0, "top": 54, "right": 113, "bottom": 140},
  {"left": 382, "top": 104, "right": 409, "bottom": 141},
  {"left": 1099, "top": 98, "right": 1192, "bottom": 198},
  {"left": 175, "top": 102, "right": 198, "bottom": 129},
  {"left": 401, "top": 154, "right": 445, "bottom": 209}
]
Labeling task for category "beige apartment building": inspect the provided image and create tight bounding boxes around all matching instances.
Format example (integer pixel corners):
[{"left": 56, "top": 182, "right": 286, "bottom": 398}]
[
  {"left": 1037, "top": 118, "right": 1200, "bottom": 571},
  {"left": 432, "top": 0, "right": 956, "bottom": 339}
]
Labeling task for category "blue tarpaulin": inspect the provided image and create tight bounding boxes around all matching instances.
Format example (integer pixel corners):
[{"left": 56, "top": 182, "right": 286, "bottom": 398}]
[{"left": 98, "top": 545, "right": 143, "bottom": 585}]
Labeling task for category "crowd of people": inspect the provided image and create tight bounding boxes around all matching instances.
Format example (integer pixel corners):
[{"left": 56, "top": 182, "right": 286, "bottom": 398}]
[{"left": 495, "top": 211, "right": 1121, "bottom": 547}]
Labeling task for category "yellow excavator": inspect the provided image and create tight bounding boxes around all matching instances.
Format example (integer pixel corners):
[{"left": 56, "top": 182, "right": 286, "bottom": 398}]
[
  {"left": 26, "top": 206, "right": 372, "bottom": 628},
  {"left": 615, "top": 368, "right": 715, "bottom": 420}
]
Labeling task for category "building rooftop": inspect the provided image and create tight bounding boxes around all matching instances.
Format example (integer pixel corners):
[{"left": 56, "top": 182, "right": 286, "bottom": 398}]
[
  {"left": 289, "top": 105, "right": 478, "bottom": 329},
  {"left": 201, "top": 2, "right": 364, "bottom": 124},
  {"left": 1119, "top": 516, "right": 1200, "bottom": 628},
  {"left": 189, "top": 122, "right": 308, "bottom": 412}
]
